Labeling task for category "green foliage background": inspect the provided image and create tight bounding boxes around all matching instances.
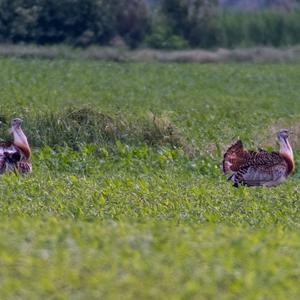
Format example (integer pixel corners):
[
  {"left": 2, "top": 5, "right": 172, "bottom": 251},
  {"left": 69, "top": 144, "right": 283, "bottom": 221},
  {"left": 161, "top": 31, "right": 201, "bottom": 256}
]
[
  {"left": 1, "top": 59, "right": 300, "bottom": 298},
  {"left": 1, "top": 0, "right": 300, "bottom": 49}
]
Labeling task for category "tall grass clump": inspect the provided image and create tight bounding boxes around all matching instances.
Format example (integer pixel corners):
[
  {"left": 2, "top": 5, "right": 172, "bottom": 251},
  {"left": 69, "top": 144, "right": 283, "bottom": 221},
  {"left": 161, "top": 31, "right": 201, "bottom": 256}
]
[{"left": 0, "top": 107, "right": 193, "bottom": 155}]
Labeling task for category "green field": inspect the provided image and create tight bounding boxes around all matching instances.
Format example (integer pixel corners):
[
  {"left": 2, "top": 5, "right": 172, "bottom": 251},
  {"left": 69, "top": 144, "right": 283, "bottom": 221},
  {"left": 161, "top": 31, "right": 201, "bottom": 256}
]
[{"left": 1, "top": 59, "right": 300, "bottom": 299}]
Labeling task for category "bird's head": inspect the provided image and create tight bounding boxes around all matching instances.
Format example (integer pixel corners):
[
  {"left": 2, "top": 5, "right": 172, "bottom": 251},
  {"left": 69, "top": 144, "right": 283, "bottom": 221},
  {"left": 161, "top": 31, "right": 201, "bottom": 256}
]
[
  {"left": 277, "top": 128, "right": 293, "bottom": 161},
  {"left": 11, "top": 118, "right": 23, "bottom": 130},
  {"left": 277, "top": 128, "right": 289, "bottom": 141},
  {"left": 9, "top": 118, "right": 23, "bottom": 134}
]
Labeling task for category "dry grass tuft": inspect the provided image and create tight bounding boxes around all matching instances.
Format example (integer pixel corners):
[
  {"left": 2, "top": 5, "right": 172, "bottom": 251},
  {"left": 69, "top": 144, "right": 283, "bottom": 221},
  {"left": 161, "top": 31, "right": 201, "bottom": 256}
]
[
  {"left": 261, "top": 120, "right": 300, "bottom": 151},
  {"left": 142, "top": 112, "right": 197, "bottom": 157},
  {"left": 1, "top": 107, "right": 195, "bottom": 156},
  {"left": 1, "top": 44, "right": 300, "bottom": 63}
]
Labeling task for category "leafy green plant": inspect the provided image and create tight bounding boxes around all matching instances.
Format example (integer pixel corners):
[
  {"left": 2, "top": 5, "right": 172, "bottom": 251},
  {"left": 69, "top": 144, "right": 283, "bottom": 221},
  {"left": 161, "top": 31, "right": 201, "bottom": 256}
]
[{"left": 1, "top": 59, "right": 300, "bottom": 298}]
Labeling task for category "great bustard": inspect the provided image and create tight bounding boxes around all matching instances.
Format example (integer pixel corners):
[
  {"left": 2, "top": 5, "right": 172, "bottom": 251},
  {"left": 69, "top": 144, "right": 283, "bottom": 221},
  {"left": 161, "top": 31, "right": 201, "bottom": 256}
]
[
  {"left": 0, "top": 118, "right": 32, "bottom": 174},
  {"left": 222, "top": 129, "right": 294, "bottom": 187}
]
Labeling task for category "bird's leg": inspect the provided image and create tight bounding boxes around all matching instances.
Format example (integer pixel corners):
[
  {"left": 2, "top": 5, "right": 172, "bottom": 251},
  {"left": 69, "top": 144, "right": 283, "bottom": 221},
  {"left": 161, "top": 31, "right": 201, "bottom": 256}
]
[
  {"left": 227, "top": 174, "right": 234, "bottom": 181},
  {"left": 0, "top": 159, "right": 5, "bottom": 174},
  {"left": 227, "top": 173, "right": 239, "bottom": 187},
  {"left": 232, "top": 174, "right": 240, "bottom": 188}
]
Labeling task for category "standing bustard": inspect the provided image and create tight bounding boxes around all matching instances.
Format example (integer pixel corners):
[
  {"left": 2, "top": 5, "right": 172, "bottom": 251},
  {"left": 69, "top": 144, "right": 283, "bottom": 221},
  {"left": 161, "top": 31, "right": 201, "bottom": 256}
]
[
  {"left": 0, "top": 118, "right": 32, "bottom": 174},
  {"left": 222, "top": 129, "right": 294, "bottom": 187}
]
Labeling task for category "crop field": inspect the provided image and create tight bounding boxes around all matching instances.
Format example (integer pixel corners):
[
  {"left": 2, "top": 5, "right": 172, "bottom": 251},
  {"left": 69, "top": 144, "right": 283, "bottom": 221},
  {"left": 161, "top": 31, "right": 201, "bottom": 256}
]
[{"left": 1, "top": 59, "right": 300, "bottom": 299}]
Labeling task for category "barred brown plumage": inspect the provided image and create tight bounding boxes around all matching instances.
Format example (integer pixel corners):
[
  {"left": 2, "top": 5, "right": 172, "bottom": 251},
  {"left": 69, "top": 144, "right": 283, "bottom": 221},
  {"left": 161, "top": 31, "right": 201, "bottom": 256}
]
[
  {"left": 222, "top": 129, "right": 294, "bottom": 187},
  {"left": 0, "top": 118, "right": 32, "bottom": 174}
]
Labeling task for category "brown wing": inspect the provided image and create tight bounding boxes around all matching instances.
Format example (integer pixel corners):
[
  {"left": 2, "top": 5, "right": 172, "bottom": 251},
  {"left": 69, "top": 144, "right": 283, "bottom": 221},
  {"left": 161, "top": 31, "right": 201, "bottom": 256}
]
[
  {"left": 233, "top": 151, "right": 288, "bottom": 187},
  {"left": 17, "top": 161, "right": 32, "bottom": 173},
  {"left": 0, "top": 142, "right": 16, "bottom": 173},
  {"left": 0, "top": 141, "right": 14, "bottom": 153},
  {"left": 0, "top": 142, "right": 32, "bottom": 174},
  {"left": 222, "top": 140, "right": 250, "bottom": 174}
]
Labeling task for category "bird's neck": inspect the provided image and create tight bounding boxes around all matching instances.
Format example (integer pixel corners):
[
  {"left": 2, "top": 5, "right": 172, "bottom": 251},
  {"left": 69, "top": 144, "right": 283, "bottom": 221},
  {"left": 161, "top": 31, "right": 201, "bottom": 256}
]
[
  {"left": 279, "top": 137, "right": 294, "bottom": 172},
  {"left": 12, "top": 127, "right": 31, "bottom": 159},
  {"left": 279, "top": 137, "right": 293, "bottom": 159}
]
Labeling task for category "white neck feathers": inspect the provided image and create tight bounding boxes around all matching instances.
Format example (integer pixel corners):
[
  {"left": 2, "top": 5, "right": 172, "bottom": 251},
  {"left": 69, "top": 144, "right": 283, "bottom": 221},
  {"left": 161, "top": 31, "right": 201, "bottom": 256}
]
[
  {"left": 279, "top": 137, "right": 293, "bottom": 161},
  {"left": 12, "top": 127, "right": 31, "bottom": 159}
]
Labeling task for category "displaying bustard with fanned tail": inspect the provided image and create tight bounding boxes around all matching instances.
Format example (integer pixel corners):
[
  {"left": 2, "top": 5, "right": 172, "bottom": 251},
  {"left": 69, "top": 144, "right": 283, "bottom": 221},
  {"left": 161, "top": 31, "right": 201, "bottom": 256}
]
[
  {"left": 0, "top": 118, "right": 32, "bottom": 174},
  {"left": 222, "top": 129, "right": 294, "bottom": 187}
]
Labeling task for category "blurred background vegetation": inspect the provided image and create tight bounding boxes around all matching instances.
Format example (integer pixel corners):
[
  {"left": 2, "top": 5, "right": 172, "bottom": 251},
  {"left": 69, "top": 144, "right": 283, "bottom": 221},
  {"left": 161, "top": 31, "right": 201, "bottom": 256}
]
[{"left": 1, "top": 0, "right": 300, "bottom": 49}]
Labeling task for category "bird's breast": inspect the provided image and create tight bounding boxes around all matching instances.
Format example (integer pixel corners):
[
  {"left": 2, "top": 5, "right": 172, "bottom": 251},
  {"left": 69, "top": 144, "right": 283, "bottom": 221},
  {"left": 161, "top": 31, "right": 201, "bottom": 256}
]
[{"left": 280, "top": 153, "right": 294, "bottom": 175}]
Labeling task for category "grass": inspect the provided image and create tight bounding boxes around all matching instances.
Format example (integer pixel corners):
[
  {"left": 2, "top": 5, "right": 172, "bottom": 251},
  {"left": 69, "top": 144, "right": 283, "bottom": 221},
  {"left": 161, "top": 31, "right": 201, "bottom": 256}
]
[
  {"left": 1, "top": 58, "right": 300, "bottom": 298},
  {"left": 1, "top": 220, "right": 300, "bottom": 299}
]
